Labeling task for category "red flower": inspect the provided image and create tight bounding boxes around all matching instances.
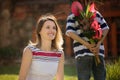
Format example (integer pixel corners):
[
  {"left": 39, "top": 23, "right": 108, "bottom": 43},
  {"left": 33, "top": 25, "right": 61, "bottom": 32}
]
[
  {"left": 93, "top": 28, "right": 102, "bottom": 39},
  {"left": 89, "top": 3, "right": 96, "bottom": 18},
  {"left": 91, "top": 20, "right": 99, "bottom": 30},
  {"left": 71, "top": 1, "right": 83, "bottom": 16},
  {"left": 91, "top": 20, "right": 102, "bottom": 40},
  {"left": 89, "top": 3, "right": 96, "bottom": 13}
]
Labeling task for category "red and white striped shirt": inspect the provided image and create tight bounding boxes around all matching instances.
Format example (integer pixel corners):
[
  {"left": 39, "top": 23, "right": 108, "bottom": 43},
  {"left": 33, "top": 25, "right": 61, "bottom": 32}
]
[{"left": 25, "top": 45, "right": 63, "bottom": 80}]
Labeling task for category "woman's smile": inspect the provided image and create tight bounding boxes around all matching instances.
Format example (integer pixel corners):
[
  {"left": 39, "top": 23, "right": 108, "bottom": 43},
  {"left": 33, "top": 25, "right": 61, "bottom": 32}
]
[{"left": 48, "top": 33, "right": 55, "bottom": 38}]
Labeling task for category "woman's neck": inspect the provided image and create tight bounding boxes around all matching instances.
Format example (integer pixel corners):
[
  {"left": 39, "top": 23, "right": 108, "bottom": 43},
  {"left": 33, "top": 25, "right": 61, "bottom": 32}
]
[{"left": 39, "top": 40, "right": 52, "bottom": 51}]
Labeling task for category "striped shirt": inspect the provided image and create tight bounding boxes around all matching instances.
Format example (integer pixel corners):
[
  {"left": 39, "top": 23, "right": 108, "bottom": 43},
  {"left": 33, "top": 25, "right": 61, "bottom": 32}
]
[
  {"left": 25, "top": 45, "right": 63, "bottom": 80},
  {"left": 66, "top": 11, "right": 109, "bottom": 59}
]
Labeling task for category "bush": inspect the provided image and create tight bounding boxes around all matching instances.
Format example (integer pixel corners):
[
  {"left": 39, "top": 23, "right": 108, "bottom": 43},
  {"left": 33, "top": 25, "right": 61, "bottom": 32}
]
[
  {"left": 106, "top": 58, "right": 120, "bottom": 80},
  {"left": 0, "top": 46, "right": 21, "bottom": 65}
]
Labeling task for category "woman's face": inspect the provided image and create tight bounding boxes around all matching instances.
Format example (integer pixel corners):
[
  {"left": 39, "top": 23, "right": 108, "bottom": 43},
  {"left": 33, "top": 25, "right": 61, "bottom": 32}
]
[{"left": 40, "top": 20, "right": 57, "bottom": 41}]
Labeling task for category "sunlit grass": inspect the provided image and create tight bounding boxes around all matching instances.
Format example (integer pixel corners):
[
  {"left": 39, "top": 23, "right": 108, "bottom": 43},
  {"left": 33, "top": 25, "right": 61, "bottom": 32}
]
[
  {"left": 0, "top": 58, "right": 120, "bottom": 80},
  {"left": 64, "top": 75, "right": 77, "bottom": 80},
  {"left": 0, "top": 74, "right": 18, "bottom": 80},
  {"left": 0, "top": 64, "right": 77, "bottom": 80}
]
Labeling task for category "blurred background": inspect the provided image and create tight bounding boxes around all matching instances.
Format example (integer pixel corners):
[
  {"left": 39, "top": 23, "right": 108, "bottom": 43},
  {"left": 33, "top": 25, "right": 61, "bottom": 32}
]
[{"left": 0, "top": 0, "right": 120, "bottom": 80}]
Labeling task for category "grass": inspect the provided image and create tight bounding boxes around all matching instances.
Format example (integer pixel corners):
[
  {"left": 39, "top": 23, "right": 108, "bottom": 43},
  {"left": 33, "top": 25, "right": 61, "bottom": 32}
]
[
  {"left": 0, "top": 64, "right": 19, "bottom": 80},
  {"left": 64, "top": 64, "right": 77, "bottom": 80},
  {"left": 0, "top": 64, "right": 77, "bottom": 80},
  {"left": 0, "top": 59, "right": 120, "bottom": 80},
  {"left": 0, "top": 75, "right": 18, "bottom": 80}
]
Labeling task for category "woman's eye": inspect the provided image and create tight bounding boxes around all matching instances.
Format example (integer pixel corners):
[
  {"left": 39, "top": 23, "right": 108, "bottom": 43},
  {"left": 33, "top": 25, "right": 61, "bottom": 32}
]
[
  {"left": 46, "top": 26, "right": 50, "bottom": 29},
  {"left": 46, "top": 25, "right": 56, "bottom": 30},
  {"left": 53, "top": 26, "right": 56, "bottom": 30}
]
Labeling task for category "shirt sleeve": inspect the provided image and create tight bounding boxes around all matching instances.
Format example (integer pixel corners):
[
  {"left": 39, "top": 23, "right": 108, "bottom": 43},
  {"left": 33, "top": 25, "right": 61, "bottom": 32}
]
[
  {"left": 65, "top": 13, "right": 77, "bottom": 37},
  {"left": 95, "top": 11, "right": 109, "bottom": 30}
]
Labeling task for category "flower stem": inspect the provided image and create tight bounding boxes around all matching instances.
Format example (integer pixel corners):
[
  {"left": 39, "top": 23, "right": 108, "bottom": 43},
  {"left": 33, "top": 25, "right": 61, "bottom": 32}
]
[
  {"left": 90, "top": 38, "right": 101, "bottom": 65},
  {"left": 95, "top": 54, "right": 101, "bottom": 65}
]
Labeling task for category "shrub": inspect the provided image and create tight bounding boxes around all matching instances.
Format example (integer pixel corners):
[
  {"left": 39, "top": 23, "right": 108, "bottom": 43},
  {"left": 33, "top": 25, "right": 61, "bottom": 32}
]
[
  {"left": 106, "top": 58, "right": 120, "bottom": 80},
  {"left": 0, "top": 46, "right": 21, "bottom": 65}
]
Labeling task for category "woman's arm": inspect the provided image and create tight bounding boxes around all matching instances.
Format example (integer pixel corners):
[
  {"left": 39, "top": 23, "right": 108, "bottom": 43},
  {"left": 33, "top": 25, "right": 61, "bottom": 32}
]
[
  {"left": 18, "top": 47, "right": 32, "bottom": 80},
  {"left": 56, "top": 53, "right": 64, "bottom": 80}
]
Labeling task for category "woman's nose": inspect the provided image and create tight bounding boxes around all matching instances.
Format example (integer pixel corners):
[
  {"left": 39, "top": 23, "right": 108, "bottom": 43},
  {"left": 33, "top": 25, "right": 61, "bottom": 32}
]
[{"left": 50, "top": 28, "right": 55, "bottom": 32}]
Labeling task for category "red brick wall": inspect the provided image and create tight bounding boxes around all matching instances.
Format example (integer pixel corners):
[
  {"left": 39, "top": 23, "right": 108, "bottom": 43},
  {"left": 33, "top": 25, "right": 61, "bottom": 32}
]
[{"left": 0, "top": 0, "right": 70, "bottom": 50}]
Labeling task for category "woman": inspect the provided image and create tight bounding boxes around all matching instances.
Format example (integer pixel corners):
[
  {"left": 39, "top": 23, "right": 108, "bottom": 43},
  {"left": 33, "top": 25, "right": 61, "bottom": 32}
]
[{"left": 19, "top": 13, "right": 64, "bottom": 80}]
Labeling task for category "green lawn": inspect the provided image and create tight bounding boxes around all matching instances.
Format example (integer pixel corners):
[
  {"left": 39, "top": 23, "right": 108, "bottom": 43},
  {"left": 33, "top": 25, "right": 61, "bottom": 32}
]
[
  {"left": 0, "top": 64, "right": 77, "bottom": 80},
  {"left": 0, "top": 64, "right": 19, "bottom": 80},
  {"left": 0, "top": 59, "right": 120, "bottom": 80},
  {"left": 64, "top": 64, "right": 77, "bottom": 80}
]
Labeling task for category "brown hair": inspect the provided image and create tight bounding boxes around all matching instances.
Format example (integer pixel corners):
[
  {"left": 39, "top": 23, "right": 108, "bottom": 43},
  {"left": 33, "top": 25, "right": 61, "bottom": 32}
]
[{"left": 30, "top": 13, "right": 63, "bottom": 50}]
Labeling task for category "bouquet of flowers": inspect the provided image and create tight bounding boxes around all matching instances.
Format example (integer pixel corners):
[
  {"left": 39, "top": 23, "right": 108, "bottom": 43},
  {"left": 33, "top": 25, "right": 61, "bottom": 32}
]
[{"left": 71, "top": 1, "right": 102, "bottom": 65}]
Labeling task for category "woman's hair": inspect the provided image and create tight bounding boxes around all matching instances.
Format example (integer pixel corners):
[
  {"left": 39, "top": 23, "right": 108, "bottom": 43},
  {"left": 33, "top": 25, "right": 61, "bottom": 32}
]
[{"left": 30, "top": 13, "right": 63, "bottom": 50}]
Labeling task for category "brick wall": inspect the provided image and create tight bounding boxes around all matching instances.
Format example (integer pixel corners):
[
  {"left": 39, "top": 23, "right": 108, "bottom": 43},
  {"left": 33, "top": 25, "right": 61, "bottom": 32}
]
[{"left": 0, "top": 0, "right": 70, "bottom": 50}]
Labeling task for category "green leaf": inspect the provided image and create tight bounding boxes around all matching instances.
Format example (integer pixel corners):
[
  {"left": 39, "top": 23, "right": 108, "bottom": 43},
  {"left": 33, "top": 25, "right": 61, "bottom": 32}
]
[
  {"left": 90, "top": 38, "right": 95, "bottom": 44},
  {"left": 85, "top": 4, "right": 90, "bottom": 17},
  {"left": 88, "top": 12, "right": 93, "bottom": 18},
  {"left": 80, "top": 12, "right": 85, "bottom": 18}
]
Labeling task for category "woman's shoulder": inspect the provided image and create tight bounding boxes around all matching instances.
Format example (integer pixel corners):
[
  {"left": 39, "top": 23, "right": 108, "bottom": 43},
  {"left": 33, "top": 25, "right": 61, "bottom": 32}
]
[
  {"left": 23, "top": 44, "right": 36, "bottom": 52},
  {"left": 21, "top": 45, "right": 33, "bottom": 58},
  {"left": 56, "top": 49, "right": 64, "bottom": 54}
]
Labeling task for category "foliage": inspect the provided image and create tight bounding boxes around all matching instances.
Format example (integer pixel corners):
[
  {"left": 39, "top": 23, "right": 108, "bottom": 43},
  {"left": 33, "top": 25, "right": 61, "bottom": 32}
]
[
  {"left": 106, "top": 58, "right": 120, "bottom": 80},
  {"left": 0, "top": 46, "right": 21, "bottom": 65}
]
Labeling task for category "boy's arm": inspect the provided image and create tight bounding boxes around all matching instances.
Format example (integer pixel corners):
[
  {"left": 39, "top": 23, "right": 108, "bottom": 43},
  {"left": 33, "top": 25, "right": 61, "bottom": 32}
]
[
  {"left": 67, "top": 32, "right": 95, "bottom": 52},
  {"left": 97, "top": 29, "right": 109, "bottom": 45}
]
